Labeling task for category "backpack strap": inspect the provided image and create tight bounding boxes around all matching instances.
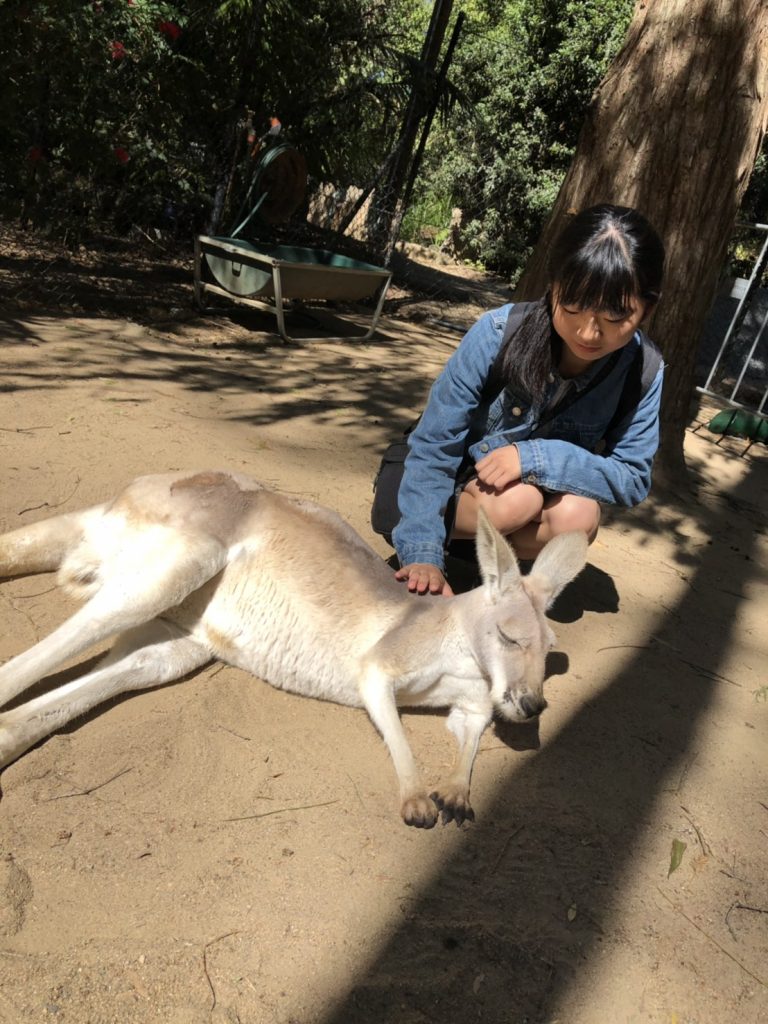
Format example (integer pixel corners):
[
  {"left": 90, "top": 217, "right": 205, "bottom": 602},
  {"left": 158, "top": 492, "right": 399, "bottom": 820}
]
[{"left": 604, "top": 331, "right": 663, "bottom": 437}]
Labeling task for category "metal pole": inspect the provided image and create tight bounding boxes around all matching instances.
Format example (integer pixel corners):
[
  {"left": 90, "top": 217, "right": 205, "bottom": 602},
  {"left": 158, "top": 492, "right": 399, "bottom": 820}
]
[
  {"left": 702, "top": 225, "right": 768, "bottom": 392},
  {"left": 401, "top": 12, "right": 466, "bottom": 212},
  {"left": 729, "top": 303, "right": 768, "bottom": 403}
]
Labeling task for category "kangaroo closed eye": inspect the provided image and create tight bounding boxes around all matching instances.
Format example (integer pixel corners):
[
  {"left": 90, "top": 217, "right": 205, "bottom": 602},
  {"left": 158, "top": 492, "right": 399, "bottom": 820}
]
[{"left": 497, "top": 626, "right": 524, "bottom": 648}]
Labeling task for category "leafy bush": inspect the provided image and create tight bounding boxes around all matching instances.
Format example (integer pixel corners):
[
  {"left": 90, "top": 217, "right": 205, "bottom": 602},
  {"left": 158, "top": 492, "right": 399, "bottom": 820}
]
[
  {"left": 408, "top": 0, "right": 636, "bottom": 278},
  {"left": 0, "top": 0, "right": 425, "bottom": 240}
]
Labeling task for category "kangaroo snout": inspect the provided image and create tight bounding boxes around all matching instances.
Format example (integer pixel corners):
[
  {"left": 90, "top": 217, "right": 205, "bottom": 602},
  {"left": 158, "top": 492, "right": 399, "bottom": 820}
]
[
  {"left": 518, "top": 693, "right": 547, "bottom": 720},
  {"left": 498, "top": 687, "right": 547, "bottom": 723}
]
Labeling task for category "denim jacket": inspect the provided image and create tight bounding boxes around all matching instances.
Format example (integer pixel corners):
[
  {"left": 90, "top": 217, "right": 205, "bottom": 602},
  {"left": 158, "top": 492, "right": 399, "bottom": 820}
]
[{"left": 392, "top": 303, "right": 664, "bottom": 570}]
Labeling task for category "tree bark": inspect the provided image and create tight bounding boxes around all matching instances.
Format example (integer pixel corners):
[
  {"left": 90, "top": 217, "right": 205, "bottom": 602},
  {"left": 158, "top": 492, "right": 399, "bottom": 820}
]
[{"left": 514, "top": 0, "right": 768, "bottom": 483}]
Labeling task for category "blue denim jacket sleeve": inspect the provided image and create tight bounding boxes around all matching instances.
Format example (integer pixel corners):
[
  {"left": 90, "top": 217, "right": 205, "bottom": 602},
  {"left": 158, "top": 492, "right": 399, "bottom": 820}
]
[
  {"left": 512, "top": 362, "right": 663, "bottom": 505},
  {"left": 392, "top": 307, "right": 509, "bottom": 569}
]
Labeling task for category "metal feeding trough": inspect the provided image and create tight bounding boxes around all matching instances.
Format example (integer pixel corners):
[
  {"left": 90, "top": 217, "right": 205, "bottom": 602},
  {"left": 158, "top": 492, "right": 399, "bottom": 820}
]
[{"left": 194, "top": 235, "right": 392, "bottom": 344}]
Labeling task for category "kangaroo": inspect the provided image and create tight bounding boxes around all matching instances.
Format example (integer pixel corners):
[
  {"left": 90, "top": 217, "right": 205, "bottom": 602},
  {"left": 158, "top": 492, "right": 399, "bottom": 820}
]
[{"left": 0, "top": 470, "right": 587, "bottom": 827}]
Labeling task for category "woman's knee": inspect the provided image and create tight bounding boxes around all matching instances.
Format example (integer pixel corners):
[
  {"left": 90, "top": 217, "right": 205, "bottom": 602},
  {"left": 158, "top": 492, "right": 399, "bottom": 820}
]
[
  {"left": 465, "top": 480, "right": 545, "bottom": 534},
  {"left": 543, "top": 494, "right": 601, "bottom": 541}
]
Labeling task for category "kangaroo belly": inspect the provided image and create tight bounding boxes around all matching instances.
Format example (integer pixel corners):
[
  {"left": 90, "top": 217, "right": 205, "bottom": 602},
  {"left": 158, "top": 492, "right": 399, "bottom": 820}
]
[
  {"left": 173, "top": 555, "right": 387, "bottom": 709},
  {"left": 218, "top": 633, "right": 366, "bottom": 709},
  {"left": 162, "top": 494, "right": 410, "bottom": 710}
]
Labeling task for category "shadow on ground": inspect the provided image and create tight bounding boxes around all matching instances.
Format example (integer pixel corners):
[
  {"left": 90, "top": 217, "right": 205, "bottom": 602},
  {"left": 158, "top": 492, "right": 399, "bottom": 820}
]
[
  {"left": 0, "top": 228, "right": 509, "bottom": 329},
  {"left": 318, "top": 465, "right": 763, "bottom": 1023}
]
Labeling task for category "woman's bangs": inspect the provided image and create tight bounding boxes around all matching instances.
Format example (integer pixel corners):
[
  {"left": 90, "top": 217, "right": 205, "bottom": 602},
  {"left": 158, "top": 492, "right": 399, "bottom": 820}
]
[{"left": 556, "top": 251, "right": 638, "bottom": 316}]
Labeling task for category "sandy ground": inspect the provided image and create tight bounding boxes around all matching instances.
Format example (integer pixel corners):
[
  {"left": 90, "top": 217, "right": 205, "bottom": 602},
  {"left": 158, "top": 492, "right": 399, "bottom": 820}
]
[{"left": 0, "top": 255, "right": 767, "bottom": 1024}]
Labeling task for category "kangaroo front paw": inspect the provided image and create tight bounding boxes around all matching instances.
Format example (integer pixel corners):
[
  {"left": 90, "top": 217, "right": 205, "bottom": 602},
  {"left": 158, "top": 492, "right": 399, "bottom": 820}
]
[
  {"left": 401, "top": 793, "right": 438, "bottom": 829},
  {"left": 429, "top": 786, "right": 475, "bottom": 827}
]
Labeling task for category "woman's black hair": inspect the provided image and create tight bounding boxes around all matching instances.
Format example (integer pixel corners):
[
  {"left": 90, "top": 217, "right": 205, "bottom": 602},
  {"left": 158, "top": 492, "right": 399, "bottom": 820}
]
[{"left": 500, "top": 204, "right": 665, "bottom": 401}]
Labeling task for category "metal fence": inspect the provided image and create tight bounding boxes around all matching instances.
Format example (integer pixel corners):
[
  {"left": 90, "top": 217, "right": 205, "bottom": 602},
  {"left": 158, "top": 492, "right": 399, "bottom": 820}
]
[{"left": 697, "top": 223, "right": 768, "bottom": 421}]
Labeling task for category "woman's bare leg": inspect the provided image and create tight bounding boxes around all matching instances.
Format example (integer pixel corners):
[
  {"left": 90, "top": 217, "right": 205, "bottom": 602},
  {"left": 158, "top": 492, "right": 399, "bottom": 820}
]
[
  {"left": 452, "top": 479, "right": 545, "bottom": 539},
  {"left": 508, "top": 493, "right": 601, "bottom": 559},
  {"left": 453, "top": 485, "right": 599, "bottom": 560}
]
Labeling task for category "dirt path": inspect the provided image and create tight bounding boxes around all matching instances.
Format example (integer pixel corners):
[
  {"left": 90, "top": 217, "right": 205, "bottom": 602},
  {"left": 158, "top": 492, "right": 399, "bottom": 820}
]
[{"left": 0, "top": 263, "right": 766, "bottom": 1023}]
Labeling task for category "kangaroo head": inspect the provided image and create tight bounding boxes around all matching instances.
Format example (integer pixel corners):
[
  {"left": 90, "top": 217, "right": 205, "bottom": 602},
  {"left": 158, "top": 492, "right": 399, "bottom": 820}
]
[{"left": 469, "top": 510, "right": 588, "bottom": 723}]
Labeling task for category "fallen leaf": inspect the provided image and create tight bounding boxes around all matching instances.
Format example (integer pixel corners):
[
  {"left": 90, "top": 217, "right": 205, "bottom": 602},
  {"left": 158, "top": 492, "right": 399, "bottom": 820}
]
[{"left": 668, "top": 838, "right": 687, "bottom": 877}]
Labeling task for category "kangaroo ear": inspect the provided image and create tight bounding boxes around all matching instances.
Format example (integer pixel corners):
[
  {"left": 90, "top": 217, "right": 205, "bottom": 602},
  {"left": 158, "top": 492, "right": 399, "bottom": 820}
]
[
  {"left": 475, "top": 507, "right": 522, "bottom": 595},
  {"left": 525, "top": 531, "right": 588, "bottom": 610}
]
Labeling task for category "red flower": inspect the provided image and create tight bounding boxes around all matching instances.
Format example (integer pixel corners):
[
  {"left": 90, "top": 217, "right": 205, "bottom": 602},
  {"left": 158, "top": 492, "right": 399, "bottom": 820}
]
[
  {"left": 158, "top": 20, "right": 181, "bottom": 41},
  {"left": 113, "top": 146, "right": 130, "bottom": 164},
  {"left": 110, "top": 40, "right": 126, "bottom": 59},
  {"left": 27, "top": 145, "right": 46, "bottom": 163}
]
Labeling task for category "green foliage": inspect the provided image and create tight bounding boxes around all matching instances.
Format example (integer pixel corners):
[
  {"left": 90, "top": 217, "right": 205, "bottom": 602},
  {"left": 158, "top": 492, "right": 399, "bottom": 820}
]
[
  {"left": 400, "top": 189, "right": 454, "bottom": 246},
  {"left": 408, "top": 0, "right": 636, "bottom": 277},
  {"left": 1, "top": 0, "right": 215, "bottom": 235},
  {"left": 0, "top": 0, "right": 427, "bottom": 238},
  {"left": 739, "top": 145, "right": 768, "bottom": 226},
  {"left": 12, "top": 0, "right": 756, "bottom": 280},
  {"left": 725, "top": 146, "right": 768, "bottom": 280}
]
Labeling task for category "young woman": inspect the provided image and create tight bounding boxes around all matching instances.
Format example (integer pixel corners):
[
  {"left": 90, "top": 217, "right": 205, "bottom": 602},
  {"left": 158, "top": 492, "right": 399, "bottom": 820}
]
[{"left": 392, "top": 203, "right": 666, "bottom": 596}]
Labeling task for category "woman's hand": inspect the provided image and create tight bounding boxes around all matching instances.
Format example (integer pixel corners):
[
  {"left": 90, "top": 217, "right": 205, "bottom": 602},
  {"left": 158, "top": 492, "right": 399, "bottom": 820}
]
[
  {"left": 395, "top": 563, "right": 454, "bottom": 597},
  {"left": 475, "top": 444, "right": 522, "bottom": 491}
]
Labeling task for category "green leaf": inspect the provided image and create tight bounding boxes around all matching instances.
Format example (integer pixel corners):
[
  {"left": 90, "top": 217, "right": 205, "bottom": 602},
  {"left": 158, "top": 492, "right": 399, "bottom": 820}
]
[{"left": 668, "top": 838, "right": 687, "bottom": 877}]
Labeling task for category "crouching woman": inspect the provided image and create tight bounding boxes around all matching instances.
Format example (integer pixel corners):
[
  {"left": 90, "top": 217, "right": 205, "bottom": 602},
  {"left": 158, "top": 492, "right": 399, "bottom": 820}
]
[{"left": 392, "top": 203, "right": 666, "bottom": 596}]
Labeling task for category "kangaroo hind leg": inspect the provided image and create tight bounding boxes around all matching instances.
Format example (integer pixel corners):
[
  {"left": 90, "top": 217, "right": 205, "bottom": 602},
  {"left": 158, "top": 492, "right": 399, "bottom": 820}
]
[
  {"left": 0, "top": 525, "right": 229, "bottom": 708},
  {"left": 0, "top": 619, "right": 211, "bottom": 770}
]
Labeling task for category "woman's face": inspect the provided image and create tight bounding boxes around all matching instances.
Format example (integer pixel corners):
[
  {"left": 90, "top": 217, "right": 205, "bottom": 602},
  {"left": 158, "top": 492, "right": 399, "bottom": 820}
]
[{"left": 552, "top": 288, "right": 650, "bottom": 375}]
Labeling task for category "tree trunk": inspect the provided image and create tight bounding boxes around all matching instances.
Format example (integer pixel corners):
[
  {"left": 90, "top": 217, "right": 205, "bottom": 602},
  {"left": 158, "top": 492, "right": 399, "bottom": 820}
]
[
  {"left": 514, "top": 0, "right": 768, "bottom": 483},
  {"left": 208, "top": 1, "right": 269, "bottom": 235},
  {"left": 374, "top": 0, "right": 453, "bottom": 262}
]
